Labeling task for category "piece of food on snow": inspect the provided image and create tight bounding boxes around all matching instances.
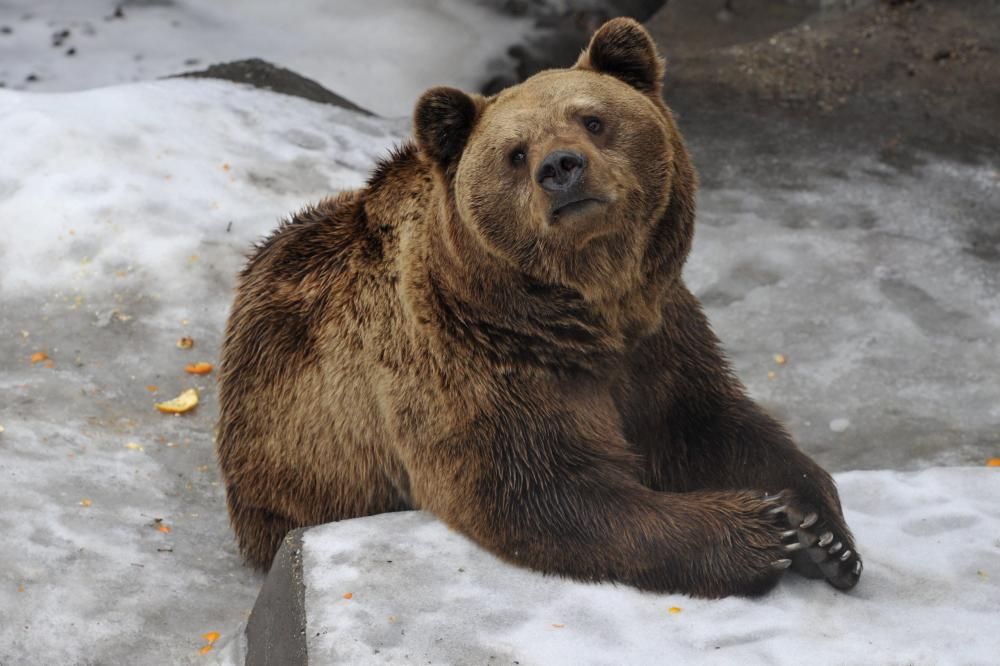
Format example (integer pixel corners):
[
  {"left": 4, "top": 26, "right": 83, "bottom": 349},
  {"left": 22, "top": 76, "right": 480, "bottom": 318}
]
[{"left": 155, "top": 388, "right": 199, "bottom": 414}]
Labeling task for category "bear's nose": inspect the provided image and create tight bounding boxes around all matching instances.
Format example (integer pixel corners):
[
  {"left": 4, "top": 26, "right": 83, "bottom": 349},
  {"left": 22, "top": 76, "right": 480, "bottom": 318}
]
[{"left": 536, "top": 150, "right": 587, "bottom": 193}]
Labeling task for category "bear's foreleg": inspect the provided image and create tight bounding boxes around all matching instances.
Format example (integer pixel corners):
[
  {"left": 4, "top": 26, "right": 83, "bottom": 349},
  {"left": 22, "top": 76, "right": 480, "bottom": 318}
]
[
  {"left": 669, "top": 398, "right": 863, "bottom": 591},
  {"left": 408, "top": 401, "right": 808, "bottom": 598},
  {"left": 621, "top": 291, "right": 862, "bottom": 591}
]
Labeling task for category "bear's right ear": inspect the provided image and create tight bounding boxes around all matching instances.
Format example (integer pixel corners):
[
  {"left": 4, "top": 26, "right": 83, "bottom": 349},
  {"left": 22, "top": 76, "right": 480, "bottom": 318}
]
[{"left": 413, "top": 87, "right": 483, "bottom": 171}]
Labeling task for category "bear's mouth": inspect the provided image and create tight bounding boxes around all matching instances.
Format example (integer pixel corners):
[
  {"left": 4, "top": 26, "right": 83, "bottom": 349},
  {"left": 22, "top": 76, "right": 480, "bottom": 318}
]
[{"left": 550, "top": 197, "right": 606, "bottom": 222}]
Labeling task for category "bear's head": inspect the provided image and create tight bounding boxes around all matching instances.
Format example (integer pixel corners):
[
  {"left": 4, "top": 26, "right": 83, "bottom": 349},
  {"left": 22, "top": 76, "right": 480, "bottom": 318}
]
[{"left": 414, "top": 18, "right": 695, "bottom": 306}]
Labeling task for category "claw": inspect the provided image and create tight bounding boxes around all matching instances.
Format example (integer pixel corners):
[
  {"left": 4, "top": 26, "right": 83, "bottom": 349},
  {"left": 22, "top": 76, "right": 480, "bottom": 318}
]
[
  {"left": 799, "top": 512, "right": 818, "bottom": 529},
  {"left": 771, "top": 558, "right": 793, "bottom": 570},
  {"left": 768, "top": 504, "right": 788, "bottom": 516},
  {"left": 853, "top": 561, "right": 862, "bottom": 575},
  {"left": 817, "top": 532, "right": 834, "bottom": 547},
  {"left": 829, "top": 542, "right": 842, "bottom": 555},
  {"left": 839, "top": 550, "right": 852, "bottom": 562},
  {"left": 784, "top": 542, "right": 805, "bottom": 552},
  {"left": 762, "top": 493, "right": 784, "bottom": 503},
  {"left": 781, "top": 529, "right": 797, "bottom": 539}
]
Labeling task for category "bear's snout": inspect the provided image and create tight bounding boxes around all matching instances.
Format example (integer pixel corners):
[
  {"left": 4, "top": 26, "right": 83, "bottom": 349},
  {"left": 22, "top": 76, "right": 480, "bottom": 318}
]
[
  {"left": 537, "top": 149, "right": 607, "bottom": 222},
  {"left": 536, "top": 150, "right": 587, "bottom": 193}
]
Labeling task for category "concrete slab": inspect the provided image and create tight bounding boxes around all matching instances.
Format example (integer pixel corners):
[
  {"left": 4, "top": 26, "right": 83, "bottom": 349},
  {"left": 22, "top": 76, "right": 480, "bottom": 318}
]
[
  {"left": 242, "top": 468, "right": 1000, "bottom": 665},
  {"left": 244, "top": 530, "right": 308, "bottom": 666}
]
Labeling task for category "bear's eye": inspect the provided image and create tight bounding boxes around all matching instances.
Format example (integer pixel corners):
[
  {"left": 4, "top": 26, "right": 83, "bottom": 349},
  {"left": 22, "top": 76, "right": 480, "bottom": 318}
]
[
  {"left": 584, "top": 117, "right": 603, "bottom": 134},
  {"left": 510, "top": 148, "right": 527, "bottom": 166}
]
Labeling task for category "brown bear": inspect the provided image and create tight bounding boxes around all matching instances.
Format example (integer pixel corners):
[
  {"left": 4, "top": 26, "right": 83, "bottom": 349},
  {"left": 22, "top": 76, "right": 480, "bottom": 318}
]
[{"left": 217, "top": 18, "right": 861, "bottom": 598}]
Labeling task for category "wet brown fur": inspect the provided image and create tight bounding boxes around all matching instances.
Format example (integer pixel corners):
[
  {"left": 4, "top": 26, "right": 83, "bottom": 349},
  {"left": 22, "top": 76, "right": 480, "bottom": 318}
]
[{"left": 217, "top": 19, "right": 859, "bottom": 598}]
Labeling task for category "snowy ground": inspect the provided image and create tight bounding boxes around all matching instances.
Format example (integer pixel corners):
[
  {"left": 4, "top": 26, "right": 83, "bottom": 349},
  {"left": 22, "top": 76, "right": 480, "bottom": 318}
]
[
  {"left": 684, "top": 134, "right": 1000, "bottom": 471},
  {"left": 1, "top": 1, "right": 999, "bottom": 664},
  {"left": 0, "top": 79, "right": 403, "bottom": 664},
  {"left": 0, "top": 0, "right": 532, "bottom": 116}
]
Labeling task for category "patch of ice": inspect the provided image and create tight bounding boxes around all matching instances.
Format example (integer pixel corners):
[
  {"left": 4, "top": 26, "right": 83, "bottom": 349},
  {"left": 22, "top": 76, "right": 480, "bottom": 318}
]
[{"left": 0, "top": 0, "right": 534, "bottom": 116}]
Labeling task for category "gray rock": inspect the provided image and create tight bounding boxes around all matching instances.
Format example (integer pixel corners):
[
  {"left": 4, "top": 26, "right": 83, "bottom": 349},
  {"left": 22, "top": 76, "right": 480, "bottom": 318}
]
[{"left": 175, "top": 59, "right": 374, "bottom": 116}]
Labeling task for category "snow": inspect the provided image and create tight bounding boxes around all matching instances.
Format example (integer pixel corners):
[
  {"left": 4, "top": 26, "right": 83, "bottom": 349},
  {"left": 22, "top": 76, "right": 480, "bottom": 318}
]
[
  {"left": 301, "top": 468, "right": 1000, "bottom": 665},
  {"left": 0, "top": 78, "right": 400, "bottom": 301},
  {"left": 0, "top": 0, "right": 533, "bottom": 116}
]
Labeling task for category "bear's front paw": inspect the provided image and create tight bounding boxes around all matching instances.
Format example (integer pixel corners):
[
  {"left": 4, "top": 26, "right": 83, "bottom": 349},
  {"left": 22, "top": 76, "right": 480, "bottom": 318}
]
[
  {"left": 715, "top": 490, "right": 812, "bottom": 596},
  {"left": 773, "top": 500, "right": 862, "bottom": 591}
]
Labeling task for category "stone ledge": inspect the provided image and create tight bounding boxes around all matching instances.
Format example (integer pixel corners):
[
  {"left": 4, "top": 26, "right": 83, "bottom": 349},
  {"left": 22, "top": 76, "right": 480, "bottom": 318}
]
[{"left": 244, "top": 529, "right": 308, "bottom": 665}]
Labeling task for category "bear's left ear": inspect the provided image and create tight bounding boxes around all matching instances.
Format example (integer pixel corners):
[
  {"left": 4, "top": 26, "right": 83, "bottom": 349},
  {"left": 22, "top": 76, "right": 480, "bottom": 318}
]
[
  {"left": 414, "top": 87, "right": 484, "bottom": 171},
  {"left": 575, "top": 18, "right": 665, "bottom": 96}
]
